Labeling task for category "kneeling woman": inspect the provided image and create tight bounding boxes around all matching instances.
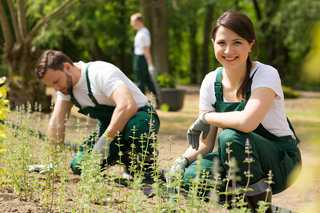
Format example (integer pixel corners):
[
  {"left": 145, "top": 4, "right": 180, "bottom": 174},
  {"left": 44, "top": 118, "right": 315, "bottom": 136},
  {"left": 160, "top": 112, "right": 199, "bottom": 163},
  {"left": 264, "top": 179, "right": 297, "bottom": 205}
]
[{"left": 170, "top": 11, "right": 301, "bottom": 212}]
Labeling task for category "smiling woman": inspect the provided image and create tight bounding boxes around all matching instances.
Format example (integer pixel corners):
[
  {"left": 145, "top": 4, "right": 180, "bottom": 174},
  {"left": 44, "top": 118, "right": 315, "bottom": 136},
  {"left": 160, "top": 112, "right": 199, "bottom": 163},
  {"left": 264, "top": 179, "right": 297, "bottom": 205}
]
[{"left": 169, "top": 11, "right": 302, "bottom": 213}]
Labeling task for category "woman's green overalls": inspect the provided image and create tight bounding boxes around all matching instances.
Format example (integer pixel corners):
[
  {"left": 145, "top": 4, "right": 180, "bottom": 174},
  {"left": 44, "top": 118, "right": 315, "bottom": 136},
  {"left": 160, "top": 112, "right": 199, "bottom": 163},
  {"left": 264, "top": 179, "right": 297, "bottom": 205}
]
[
  {"left": 133, "top": 52, "right": 157, "bottom": 95},
  {"left": 69, "top": 63, "right": 160, "bottom": 175},
  {"left": 183, "top": 67, "right": 302, "bottom": 195}
]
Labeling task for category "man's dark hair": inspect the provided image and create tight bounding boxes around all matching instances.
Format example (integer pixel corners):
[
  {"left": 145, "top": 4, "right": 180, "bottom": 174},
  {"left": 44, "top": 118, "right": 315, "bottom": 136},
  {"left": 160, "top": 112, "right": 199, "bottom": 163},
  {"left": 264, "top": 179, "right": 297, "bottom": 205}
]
[{"left": 35, "top": 50, "right": 74, "bottom": 79}]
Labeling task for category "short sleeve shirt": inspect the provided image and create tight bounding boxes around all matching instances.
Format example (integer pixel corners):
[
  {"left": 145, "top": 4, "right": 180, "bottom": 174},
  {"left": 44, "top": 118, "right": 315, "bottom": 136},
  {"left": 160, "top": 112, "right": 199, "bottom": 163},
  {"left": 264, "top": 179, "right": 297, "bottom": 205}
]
[
  {"left": 133, "top": 27, "right": 151, "bottom": 55},
  {"left": 199, "top": 62, "right": 294, "bottom": 138},
  {"left": 57, "top": 61, "right": 149, "bottom": 108}
]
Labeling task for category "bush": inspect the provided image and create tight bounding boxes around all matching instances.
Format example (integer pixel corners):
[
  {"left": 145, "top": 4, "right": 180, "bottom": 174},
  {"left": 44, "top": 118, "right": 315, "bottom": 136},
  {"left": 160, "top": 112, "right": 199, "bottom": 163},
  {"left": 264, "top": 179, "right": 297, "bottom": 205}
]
[
  {"left": 157, "top": 74, "right": 176, "bottom": 88},
  {"left": 282, "top": 86, "right": 301, "bottom": 99}
]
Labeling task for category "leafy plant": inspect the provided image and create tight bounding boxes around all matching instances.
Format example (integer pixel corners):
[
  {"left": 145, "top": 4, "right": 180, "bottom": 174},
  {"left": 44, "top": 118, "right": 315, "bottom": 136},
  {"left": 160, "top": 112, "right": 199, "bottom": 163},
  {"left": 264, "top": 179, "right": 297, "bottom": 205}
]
[
  {"left": 157, "top": 73, "right": 176, "bottom": 88},
  {"left": 0, "top": 77, "right": 10, "bottom": 181},
  {"left": 0, "top": 96, "right": 278, "bottom": 213},
  {"left": 282, "top": 85, "right": 301, "bottom": 99}
]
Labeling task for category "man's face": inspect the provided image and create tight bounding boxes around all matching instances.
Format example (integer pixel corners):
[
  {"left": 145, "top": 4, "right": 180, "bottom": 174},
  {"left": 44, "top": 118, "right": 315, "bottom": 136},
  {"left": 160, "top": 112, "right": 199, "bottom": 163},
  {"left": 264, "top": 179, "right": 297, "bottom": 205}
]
[
  {"left": 130, "top": 16, "right": 138, "bottom": 30},
  {"left": 41, "top": 65, "right": 73, "bottom": 95}
]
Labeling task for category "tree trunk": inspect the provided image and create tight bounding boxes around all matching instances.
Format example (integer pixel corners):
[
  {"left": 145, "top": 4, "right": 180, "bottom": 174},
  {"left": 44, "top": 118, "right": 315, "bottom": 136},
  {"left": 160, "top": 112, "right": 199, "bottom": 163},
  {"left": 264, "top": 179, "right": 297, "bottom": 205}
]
[
  {"left": 0, "top": 0, "right": 79, "bottom": 112},
  {"left": 119, "top": 0, "right": 128, "bottom": 75},
  {"left": 140, "top": 0, "right": 169, "bottom": 74},
  {"left": 200, "top": 3, "right": 215, "bottom": 83},
  {"left": 4, "top": 43, "right": 52, "bottom": 112},
  {"left": 189, "top": 9, "right": 198, "bottom": 84}
]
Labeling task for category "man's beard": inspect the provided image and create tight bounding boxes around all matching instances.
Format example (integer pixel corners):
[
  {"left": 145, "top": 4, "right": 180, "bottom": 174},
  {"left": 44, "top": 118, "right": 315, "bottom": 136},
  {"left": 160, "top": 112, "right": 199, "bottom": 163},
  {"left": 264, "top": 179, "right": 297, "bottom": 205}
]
[{"left": 62, "top": 73, "right": 73, "bottom": 95}]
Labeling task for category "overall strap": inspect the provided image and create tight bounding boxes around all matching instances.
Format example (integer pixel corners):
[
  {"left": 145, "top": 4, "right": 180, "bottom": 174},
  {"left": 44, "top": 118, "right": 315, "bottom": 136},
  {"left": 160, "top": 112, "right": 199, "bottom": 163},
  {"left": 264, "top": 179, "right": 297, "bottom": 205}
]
[
  {"left": 85, "top": 63, "right": 100, "bottom": 106},
  {"left": 287, "top": 118, "right": 300, "bottom": 145},
  {"left": 214, "top": 67, "right": 223, "bottom": 101},
  {"left": 70, "top": 93, "right": 82, "bottom": 109},
  {"left": 245, "top": 67, "right": 259, "bottom": 102}
]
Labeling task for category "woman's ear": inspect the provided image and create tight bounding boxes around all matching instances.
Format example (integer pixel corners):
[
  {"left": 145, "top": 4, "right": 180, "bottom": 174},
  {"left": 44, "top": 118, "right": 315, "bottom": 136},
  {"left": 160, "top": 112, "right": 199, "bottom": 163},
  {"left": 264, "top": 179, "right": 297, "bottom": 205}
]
[{"left": 250, "top": 39, "right": 256, "bottom": 49}]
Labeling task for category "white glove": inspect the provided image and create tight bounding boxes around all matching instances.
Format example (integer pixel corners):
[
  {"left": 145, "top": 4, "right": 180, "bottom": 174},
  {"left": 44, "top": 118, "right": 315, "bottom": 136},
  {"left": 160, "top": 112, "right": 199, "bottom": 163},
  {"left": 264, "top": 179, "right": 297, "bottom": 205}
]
[
  {"left": 92, "top": 135, "right": 114, "bottom": 164},
  {"left": 186, "top": 112, "right": 210, "bottom": 150},
  {"left": 28, "top": 163, "right": 54, "bottom": 175},
  {"left": 148, "top": 65, "right": 157, "bottom": 76},
  {"left": 166, "top": 156, "right": 189, "bottom": 184}
]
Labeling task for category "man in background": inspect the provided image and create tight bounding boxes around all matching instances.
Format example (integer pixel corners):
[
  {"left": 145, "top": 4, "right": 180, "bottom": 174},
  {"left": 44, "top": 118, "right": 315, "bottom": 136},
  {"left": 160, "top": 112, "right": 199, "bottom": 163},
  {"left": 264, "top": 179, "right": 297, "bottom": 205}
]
[{"left": 130, "top": 13, "right": 158, "bottom": 97}]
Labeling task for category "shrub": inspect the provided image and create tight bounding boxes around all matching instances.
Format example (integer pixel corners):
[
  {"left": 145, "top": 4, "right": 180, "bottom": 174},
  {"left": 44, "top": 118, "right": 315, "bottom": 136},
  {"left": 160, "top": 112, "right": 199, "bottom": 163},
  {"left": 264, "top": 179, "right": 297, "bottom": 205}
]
[
  {"left": 157, "top": 73, "right": 176, "bottom": 88},
  {"left": 282, "top": 85, "right": 301, "bottom": 99}
]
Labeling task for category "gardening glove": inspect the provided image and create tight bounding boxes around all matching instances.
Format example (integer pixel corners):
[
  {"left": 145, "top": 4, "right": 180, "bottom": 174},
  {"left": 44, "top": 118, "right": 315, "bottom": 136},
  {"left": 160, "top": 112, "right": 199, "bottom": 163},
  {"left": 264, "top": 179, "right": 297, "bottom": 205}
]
[
  {"left": 148, "top": 65, "right": 158, "bottom": 79},
  {"left": 186, "top": 112, "right": 210, "bottom": 150},
  {"left": 166, "top": 156, "right": 188, "bottom": 213},
  {"left": 166, "top": 156, "right": 189, "bottom": 184},
  {"left": 28, "top": 163, "right": 54, "bottom": 175},
  {"left": 92, "top": 134, "right": 114, "bottom": 164}
]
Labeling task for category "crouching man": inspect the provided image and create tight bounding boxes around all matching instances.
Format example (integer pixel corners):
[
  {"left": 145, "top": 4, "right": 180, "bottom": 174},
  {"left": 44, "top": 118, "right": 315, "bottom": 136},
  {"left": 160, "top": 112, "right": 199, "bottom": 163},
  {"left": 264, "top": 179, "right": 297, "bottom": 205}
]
[{"left": 33, "top": 50, "right": 160, "bottom": 180}]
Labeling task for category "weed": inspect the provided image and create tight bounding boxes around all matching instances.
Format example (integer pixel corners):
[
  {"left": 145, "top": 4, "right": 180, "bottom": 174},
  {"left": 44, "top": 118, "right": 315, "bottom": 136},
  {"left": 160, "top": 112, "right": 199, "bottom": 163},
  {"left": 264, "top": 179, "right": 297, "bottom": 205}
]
[{"left": 0, "top": 97, "right": 276, "bottom": 213}]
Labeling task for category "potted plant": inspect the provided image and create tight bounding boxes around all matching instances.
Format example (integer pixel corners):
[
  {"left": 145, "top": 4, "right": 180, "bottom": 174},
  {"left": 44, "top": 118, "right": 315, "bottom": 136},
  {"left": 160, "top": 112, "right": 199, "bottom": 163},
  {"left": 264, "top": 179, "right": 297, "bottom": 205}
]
[{"left": 156, "top": 74, "right": 186, "bottom": 111}]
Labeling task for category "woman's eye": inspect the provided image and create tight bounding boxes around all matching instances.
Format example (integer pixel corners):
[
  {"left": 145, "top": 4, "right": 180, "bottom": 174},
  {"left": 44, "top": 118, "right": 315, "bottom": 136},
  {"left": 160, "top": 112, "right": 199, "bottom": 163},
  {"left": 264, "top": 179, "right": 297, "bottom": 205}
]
[{"left": 234, "top": 41, "right": 242, "bottom": 45}]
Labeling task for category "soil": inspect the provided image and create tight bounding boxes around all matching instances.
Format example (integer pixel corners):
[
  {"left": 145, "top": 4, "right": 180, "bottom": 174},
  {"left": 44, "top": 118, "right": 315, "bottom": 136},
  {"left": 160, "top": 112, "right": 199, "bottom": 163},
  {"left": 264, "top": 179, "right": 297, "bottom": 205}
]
[{"left": 0, "top": 85, "right": 320, "bottom": 212}]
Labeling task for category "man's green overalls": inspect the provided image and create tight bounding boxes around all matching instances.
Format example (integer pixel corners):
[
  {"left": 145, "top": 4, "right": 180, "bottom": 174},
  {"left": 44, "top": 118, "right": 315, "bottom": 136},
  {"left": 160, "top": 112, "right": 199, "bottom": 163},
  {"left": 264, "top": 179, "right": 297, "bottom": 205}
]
[
  {"left": 183, "top": 67, "right": 302, "bottom": 196},
  {"left": 133, "top": 53, "right": 157, "bottom": 95},
  {"left": 69, "top": 63, "right": 160, "bottom": 175}
]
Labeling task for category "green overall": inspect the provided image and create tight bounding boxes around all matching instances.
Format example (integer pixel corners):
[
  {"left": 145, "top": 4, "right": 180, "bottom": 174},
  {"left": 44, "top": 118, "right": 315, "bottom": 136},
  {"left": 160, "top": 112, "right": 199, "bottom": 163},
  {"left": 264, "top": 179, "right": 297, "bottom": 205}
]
[
  {"left": 183, "top": 67, "right": 302, "bottom": 195},
  {"left": 69, "top": 63, "right": 160, "bottom": 175},
  {"left": 133, "top": 53, "right": 157, "bottom": 95}
]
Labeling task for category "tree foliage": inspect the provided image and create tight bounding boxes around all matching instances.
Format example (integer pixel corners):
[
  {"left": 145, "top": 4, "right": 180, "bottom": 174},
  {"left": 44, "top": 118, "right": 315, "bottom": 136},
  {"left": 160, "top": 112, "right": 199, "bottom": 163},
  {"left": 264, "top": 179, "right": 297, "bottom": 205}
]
[
  {"left": 1, "top": 0, "right": 320, "bottom": 108},
  {"left": 0, "top": 0, "right": 81, "bottom": 110}
]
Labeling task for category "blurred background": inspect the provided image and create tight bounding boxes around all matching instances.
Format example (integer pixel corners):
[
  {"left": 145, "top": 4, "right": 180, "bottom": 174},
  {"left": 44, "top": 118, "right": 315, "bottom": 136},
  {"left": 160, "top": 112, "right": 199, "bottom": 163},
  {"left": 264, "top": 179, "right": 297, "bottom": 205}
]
[{"left": 0, "top": 0, "right": 320, "bottom": 111}]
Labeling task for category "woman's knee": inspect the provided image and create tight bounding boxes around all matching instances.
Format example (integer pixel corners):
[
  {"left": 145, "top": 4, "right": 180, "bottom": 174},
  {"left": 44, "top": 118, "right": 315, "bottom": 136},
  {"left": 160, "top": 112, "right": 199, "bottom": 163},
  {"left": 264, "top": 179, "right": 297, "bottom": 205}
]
[
  {"left": 218, "top": 129, "right": 242, "bottom": 144},
  {"left": 219, "top": 129, "right": 246, "bottom": 151}
]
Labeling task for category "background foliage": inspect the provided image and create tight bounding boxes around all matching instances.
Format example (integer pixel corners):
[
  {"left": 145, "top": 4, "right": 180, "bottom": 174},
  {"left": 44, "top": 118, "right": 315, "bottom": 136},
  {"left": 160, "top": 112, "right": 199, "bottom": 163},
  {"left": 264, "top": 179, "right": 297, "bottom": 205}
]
[{"left": 1, "top": 0, "right": 320, "bottom": 96}]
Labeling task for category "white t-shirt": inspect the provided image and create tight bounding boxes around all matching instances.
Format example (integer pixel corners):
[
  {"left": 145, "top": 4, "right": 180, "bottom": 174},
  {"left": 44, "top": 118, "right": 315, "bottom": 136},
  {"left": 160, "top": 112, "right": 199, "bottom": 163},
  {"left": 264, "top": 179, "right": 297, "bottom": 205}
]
[
  {"left": 199, "top": 62, "right": 294, "bottom": 138},
  {"left": 133, "top": 27, "right": 151, "bottom": 55},
  {"left": 57, "top": 61, "right": 149, "bottom": 108}
]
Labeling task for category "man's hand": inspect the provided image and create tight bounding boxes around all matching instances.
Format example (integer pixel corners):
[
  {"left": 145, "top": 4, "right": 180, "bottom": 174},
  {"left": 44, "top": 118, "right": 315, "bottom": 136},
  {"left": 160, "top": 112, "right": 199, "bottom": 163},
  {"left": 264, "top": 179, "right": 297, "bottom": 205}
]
[
  {"left": 92, "top": 135, "right": 114, "bottom": 164},
  {"left": 186, "top": 112, "right": 210, "bottom": 150},
  {"left": 28, "top": 163, "right": 54, "bottom": 175},
  {"left": 148, "top": 65, "right": 157, "bottom": 77}
]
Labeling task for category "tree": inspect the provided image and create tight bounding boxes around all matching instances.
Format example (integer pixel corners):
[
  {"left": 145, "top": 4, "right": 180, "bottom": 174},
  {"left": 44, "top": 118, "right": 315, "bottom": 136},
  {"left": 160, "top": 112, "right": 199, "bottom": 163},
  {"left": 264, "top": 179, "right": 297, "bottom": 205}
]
[
  {"left": 0, "top": 0, "right": 80, "bottom": 111},
  {"left": 200, "top": 3, "right": 215, "bottom": 83},
  {"left": 140, "top": 0, "right": 169, "bottom": 74}
]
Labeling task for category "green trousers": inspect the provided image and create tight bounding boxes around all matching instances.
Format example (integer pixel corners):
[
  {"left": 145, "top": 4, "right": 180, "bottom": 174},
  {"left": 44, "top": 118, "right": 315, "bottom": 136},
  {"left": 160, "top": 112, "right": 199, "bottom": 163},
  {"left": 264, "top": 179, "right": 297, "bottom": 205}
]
[
  {"left": 133, "top": 54, "right": 157, "bottom": 95},
  {"left": 183, "top": 128, "right": 301, "bottom": 196},
  {"left": 70, "top": 106, "right": 160, "bottom": 175}
]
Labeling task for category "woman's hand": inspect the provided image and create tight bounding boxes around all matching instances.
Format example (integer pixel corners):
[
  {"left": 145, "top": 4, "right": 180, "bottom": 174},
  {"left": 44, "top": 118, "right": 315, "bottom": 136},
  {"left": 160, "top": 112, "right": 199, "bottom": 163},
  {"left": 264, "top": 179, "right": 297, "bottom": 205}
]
[{"left": 186, "top": 112, "right": 210, "bottom": 150}]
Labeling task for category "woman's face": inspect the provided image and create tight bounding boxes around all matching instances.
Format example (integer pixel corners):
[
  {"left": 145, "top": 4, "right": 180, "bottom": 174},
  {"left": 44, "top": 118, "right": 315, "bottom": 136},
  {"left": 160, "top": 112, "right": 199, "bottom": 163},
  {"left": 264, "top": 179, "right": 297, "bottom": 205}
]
[{"left": 213, "top": 26, "right": 255, "bottom": 72}]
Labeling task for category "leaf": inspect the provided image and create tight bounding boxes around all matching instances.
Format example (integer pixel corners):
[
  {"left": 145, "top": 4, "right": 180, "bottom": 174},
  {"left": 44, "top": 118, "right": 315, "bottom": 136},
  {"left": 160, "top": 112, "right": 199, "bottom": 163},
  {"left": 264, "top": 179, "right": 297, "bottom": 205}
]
[
  {"left": 0, "top": 99, "right": 9, "bottom": 105},
  {"left": 0, "top": 131, "right": 6, "bottom": 139},
  {"left": 0, "top": 87, "right": 7, "bottom": 99},
  {"left": 0, "top": 149, "right": 5, "bottom": 153},
  {"left": 0, "top": 168, "right": 4, "bottom": 175}
]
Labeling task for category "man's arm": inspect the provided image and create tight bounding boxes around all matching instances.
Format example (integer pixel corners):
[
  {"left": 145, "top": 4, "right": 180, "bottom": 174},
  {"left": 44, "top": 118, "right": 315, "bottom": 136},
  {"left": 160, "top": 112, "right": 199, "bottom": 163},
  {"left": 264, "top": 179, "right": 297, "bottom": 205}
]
[
  {"left": 143, "top": 46, "right": 153, "bottom": 66},
  {"left": 106, "top": 83, "right": 138, "bottom": 138},
  {"left": 48, "top": 100, "right": 73, "bottom": 150}
]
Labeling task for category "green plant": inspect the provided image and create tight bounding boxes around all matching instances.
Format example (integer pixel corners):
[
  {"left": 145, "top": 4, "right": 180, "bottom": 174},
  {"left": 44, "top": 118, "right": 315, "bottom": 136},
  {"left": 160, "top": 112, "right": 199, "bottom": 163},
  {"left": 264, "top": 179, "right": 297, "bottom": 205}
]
[
  {"left": 282, "top": 85, "right": 301, "bottom": 98},
  {"left": 0, "top": 96, "right": 280, "bottom": 213},
  {"left": 0, "top": 77, "right": 9, "bottom": 182},
  {"left": 157, "top": 73, "right": 176, "bottom": 88}
]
